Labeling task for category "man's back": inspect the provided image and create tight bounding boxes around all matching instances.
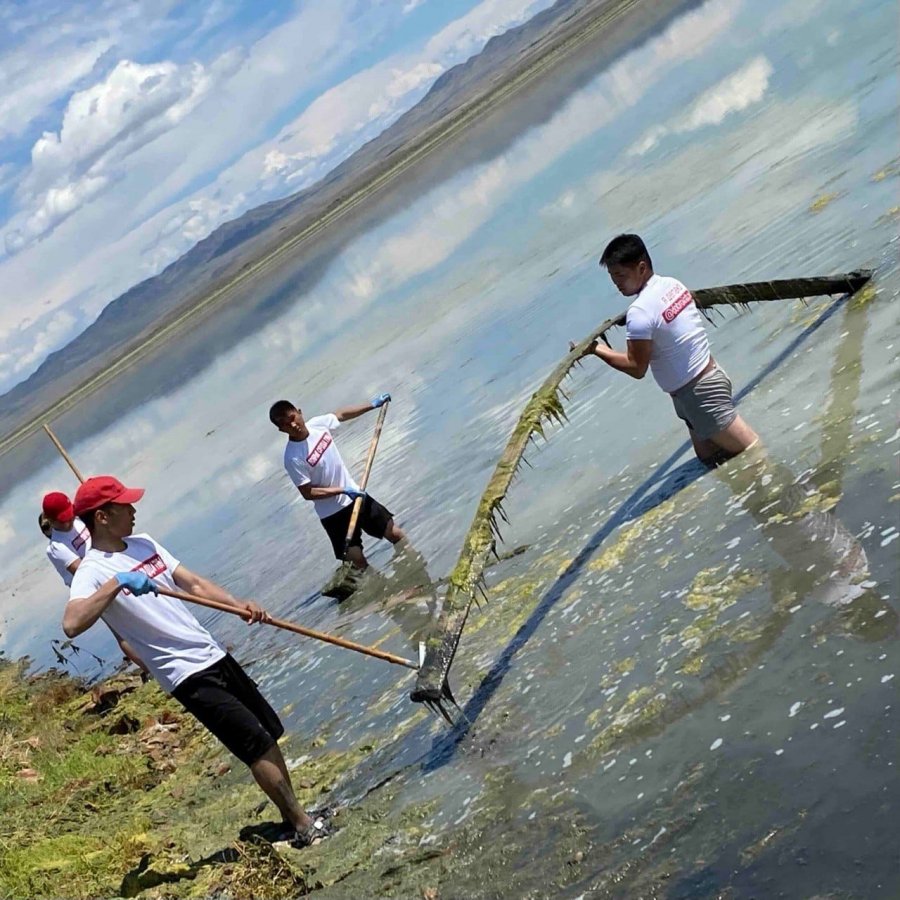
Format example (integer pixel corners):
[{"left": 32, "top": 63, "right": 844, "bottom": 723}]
[{"left": 625, "top": 274, "right": 710, "bottom": 393}]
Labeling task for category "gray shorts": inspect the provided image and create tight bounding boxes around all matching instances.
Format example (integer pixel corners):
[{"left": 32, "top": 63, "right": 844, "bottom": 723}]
[{"left": 671, "top": 365, "right": 738, "bottom": 440}]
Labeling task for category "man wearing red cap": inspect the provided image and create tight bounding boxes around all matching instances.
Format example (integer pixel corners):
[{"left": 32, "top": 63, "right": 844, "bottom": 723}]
[
  {"left": 42, "top": 491, "right": 91, "bottom": 586},
  {"left": 43, "top": 489, "right": 147, "bottom": 675},
  {"left": 63, "top": 475, "right": 330, "bottom": 848}
]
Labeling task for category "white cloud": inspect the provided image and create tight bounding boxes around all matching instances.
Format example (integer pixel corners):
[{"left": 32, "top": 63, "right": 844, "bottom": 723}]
[
  {"left": 0, "top": 309, "right": 78, "bottom": 387},
  {"left": 7, "top": 57, "right": 224, "bottom": 251},
  {"left": 0, "top": 0, "right": 692, "bottom": 393},
  {"left": 0, "top": 0, "right": 366, "bottom": 359},
  {"left": 0, "top": 37, "right": 112, "bottom": 142},
  {"left": 628, "top": 55, "right": 773, "bottom": 156},
  {"left": 248, "top": 0, "right": 554, "bottom": 194},
  {"left": 539, "top": 92, "right": 858, "bottom": 264}
]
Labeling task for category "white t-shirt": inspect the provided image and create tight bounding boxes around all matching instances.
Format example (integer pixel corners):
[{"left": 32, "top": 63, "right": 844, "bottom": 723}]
[
  {"left": 47, "top": 518, "right": 92, "bottom": 587},
  {"left": 625, "top": 274, "right": 711, "bottom": 393},
  {"left": 283, "top": 414, "right": 359, "bottom": 520},
  {"left": 68, "top": 534, "right": 225, "bottom": 693}
]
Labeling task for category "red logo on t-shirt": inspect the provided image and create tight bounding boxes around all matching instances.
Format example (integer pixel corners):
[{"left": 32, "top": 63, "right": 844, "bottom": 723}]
[
  {"left": 307, "top": 432, "right": 332, "bottom": 467},
  {"left": 72, "top": 527, "right": 89, "bottom": 552},
  {"left": 119, "top": 553, "right": 167, "bottom": 596},
  {"left": 662, "top": 289, "right": 693, "bottom": 323},
  {"left": 131, "top": 554, "right": 167, "bottom": 579}
]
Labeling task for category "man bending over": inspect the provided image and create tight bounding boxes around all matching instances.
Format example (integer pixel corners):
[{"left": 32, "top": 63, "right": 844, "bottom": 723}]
[{"left": 574, "top": 233, "right": 757, "bottom": 466}]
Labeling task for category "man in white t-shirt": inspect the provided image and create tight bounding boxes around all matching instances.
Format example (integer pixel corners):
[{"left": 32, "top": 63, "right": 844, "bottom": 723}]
[
  {"left": 42, "top": 490, "right": 148, "bottom": 675},
  {"left": 269, "top": 393, "right": 416, "bottom": 571},
  {"left": 42, "top": 491, "right": 91, "bottom": 587},
  {"left": 63, "top": 475, "right": 331, "bottom": 848},
  {"left": 574, "top": 234, "right": 758, "bottom": 466}
]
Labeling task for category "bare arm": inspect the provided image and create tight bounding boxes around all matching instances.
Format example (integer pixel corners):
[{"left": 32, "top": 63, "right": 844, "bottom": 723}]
[
  {"left": 586, "top": 338, "right": 652, "bottom": 380},
  {"left": 298, "top": 483, "right": 347, "bottom": 501},
  {"left": 172, "top": 565, "right": 270, "bottom": 623},
  {"left": 334, "top": 401, "right": 375, "bottom": 423},
  {"left": 63, "top": 577, "right": 122, "bottom": 638},
  {"left": 66, "top": 558, "right": 81, "bottom": 576}
]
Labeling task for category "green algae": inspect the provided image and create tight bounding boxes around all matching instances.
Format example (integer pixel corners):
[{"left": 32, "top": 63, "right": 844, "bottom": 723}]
[
  {"left": 809, "top": 192, "right": 841, "bottom": 213},
  {"left": 0, "top": 663, "right": 199, "bottom": 899},
  {"left": 682, "top": 566, "right": 763, "bottom": 612},
  {"left": 587, "top": 687, "right": 669, "bottom": 754},
  {"left": 0, "top": 655, "right": 462, "bottom": 899}
]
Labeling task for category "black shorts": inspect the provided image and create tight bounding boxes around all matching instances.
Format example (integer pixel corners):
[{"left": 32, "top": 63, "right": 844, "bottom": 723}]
[
  {"left": 171, "top": 653, "right": 283, "bottom": 767},
  {"left": 320, "top": 495, "right": 394, "bottom": 558}
]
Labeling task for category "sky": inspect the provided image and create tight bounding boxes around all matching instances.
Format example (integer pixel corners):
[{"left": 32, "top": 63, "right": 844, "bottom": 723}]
[{"left": 0, "top": 0, "right": 557, "bottom": 395}]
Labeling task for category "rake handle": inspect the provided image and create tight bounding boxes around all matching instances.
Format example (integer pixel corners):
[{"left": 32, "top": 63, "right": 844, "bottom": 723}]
[
  {"left": 155, "top": 584, "right": 418, "bottom": 670},
  {"left": 43, "top": 424, "right": 86, "bottom": 483},
  {"left": 344, "top": 401, "right": 390, "bottom": 554}
]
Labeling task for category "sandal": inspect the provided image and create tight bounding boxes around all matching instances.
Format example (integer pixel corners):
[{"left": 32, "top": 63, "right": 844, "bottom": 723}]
[{"left": 290, "top": 815, "right": 334, "bottom": 848}]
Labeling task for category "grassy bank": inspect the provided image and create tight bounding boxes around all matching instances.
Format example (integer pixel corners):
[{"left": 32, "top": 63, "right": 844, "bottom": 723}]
[{"left": 0, "top": 657, "right": 472, "bottom": 899}]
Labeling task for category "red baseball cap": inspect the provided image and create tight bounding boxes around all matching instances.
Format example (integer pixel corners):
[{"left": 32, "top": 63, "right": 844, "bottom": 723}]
[
  {"left": 73, "top": 476, "right": 145, "bottom": 516},
  {"left": 42, "top": 491, "right": 74, "bottom": 521}
]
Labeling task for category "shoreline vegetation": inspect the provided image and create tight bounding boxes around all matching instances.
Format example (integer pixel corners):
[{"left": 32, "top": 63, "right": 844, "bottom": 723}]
[
  {"left": 0, "top": 0, "right": 664, "bottom": 462},
  {"left": 0, "top": 656, "right": 448, "bottom": 898}
]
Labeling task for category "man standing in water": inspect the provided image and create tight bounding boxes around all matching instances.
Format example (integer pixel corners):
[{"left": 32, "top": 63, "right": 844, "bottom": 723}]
[
  {"left": 269, "top": 393, "right": 420, "bottom": 571},
  {"left": 574, "top": 234, "right": 758, "bottom": 466},
  {"left": 63, "top": 475, "right": 331, "bottom": 848}
]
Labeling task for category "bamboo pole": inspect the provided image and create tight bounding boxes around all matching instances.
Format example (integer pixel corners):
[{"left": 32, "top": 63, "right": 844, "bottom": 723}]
[
  {"left": 155, "top": 584, "right": 417, "bottom": 670},
  {"left": 43, "top": 423, "right": 85, "bottom": 483},
  {"left": 343, "top": 401, "right": 390, "bottom": 556},
  {"left": 41, "top": 422, "right": 417, "bottom": 671}
]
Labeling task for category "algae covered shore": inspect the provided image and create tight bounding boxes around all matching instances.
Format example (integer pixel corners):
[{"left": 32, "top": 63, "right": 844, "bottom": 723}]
[{"left": 0, "top": 657, "right": 451, "bottom": 899}]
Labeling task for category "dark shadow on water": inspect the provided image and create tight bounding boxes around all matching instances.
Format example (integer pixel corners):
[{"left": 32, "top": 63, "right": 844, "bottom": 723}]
[{"left": 421, "top": 293, "right": 855, "bottom": 772}]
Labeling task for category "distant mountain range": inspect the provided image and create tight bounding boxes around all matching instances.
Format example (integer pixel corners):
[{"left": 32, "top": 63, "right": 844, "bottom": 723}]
[{"left": 0, "top": 0, "right": 693, "bottom": 452}]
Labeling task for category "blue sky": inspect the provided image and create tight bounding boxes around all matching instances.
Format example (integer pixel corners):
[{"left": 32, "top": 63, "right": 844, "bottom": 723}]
[{"left": 0, "top": 0, "right": 556, "bottom": 394}]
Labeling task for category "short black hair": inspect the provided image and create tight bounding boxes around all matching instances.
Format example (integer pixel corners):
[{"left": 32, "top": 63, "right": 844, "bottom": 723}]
[
  {"left": 269, "top": 400, "right": 297, "bottom": 426},
  {"left": 599, "top": 234, "right": 653, "bottom": 269},
  {"left": 80, "top": 503, "right": 114, "bottom": 533},
  {"left": 39, "top": 512, "right": 52, "bottom": 538},
  {"left": 80, "top": 507, "right": 99, "bottom": 532}
]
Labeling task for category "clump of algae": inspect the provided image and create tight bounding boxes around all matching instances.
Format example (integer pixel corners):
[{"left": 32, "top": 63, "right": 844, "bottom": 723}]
[
  {"left": 587, "top": 687, "right": 669, "bottom": 754},
  {"left": 809, "top": 192, "right": 840, "bottom": 213},
  {"left": 683, "top": 566, "right": 762, "bottom": 612}
]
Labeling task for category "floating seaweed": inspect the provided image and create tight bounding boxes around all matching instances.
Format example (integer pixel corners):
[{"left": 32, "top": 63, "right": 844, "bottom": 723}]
[{"left": 410, "top": 271, "right": 873, "bottom": 713}]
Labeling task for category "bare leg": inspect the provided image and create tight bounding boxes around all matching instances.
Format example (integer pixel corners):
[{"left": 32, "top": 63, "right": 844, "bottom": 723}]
[
  {"left": 709, "top": 415, "right": 759, "bottom": 456},
  {"left": 383, "top": 519, "right": 406, "bottom": 544},
  {"left": 344, "top": 544, "right": 368, "bottom": 570},
  {"left": 249, "top": 744, "right": 312, "bottom": 831},
  {"left": 688, "top": 428, "right": 720, "bottom": 467}
]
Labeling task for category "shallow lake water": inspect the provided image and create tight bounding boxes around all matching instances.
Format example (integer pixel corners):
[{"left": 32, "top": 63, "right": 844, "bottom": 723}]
[{"left": 1, "top": 0, "right": 897, "bottom": 894}]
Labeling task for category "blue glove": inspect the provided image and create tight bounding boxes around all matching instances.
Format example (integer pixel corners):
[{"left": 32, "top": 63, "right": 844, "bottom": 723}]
[
  {"left": 115, "top": 571, "right": 158, "bottom": 595},
  {"left": 370, "top": 392, "right": 391, "bottom": 408},
  {"left": 343, "top": 488, "right": 366, "bottom": 501}
]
